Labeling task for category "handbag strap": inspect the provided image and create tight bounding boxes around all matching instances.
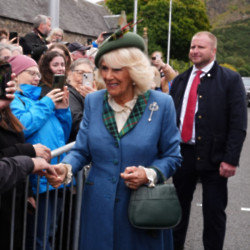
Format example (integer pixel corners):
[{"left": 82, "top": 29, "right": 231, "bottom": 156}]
[{"left": 149, "top": 166, "right": 173, "bottom": 185}]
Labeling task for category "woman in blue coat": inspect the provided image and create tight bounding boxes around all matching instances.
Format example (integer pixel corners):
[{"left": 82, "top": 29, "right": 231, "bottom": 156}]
[
  {"left": 48, "top": 32, "right": 182, "bottom": 250},
  {"left": 9, "top": 54, "right": 71, "bottom": 249}
]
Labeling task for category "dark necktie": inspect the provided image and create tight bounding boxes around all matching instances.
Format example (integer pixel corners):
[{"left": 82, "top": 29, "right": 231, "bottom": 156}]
[{"left": 181, "top": 70, "right": 203, "bottom": 143}]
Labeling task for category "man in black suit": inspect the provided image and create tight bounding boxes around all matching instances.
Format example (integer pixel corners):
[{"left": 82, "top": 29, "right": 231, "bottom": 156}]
[
  {"left": 170, "top": 31, "right": 247, "bottom": 250},
  {"left": 20, "top": 15, "right": 51, "bottom": 62}
]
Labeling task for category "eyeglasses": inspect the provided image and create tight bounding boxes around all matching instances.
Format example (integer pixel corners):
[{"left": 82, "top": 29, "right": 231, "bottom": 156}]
[
  {"left": 73, "top": 70, "right": 92, "bottom": 75},
  {"left": 54, "top": 33, "right": 63, "bottom": 38},
  {"left": 24, "top": 70, "right": 41, "bottom": 79}
]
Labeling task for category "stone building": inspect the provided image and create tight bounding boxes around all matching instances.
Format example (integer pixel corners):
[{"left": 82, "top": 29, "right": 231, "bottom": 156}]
[{"left": 0, "top": 0, "right": 119, "bottom": 44}]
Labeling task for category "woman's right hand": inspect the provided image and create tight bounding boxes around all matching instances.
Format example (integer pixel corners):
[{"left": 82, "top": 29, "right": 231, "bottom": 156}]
[
  {"left": 46, "top": 164, "right": 67, "bottom": 188},
  {"left": 33, "top": 143, "right": 51, "bottom": 162},
  {"left": 46, "top": 88, "right": 65, "bottom": 105}
]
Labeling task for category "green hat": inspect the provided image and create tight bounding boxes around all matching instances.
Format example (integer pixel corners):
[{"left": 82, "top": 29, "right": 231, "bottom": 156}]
[{"left": 95, "top": 32, "right": 145, "bottom": 67}]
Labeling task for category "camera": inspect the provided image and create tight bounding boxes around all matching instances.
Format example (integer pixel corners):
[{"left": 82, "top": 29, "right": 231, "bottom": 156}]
[{"left": 0, "top": 63, "right": 12, "bottom": 99}]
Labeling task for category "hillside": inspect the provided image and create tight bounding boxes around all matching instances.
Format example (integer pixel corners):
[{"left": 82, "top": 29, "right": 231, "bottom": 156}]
[
  {"left": 205, "top": 0, "right": 250, "bottom": 28},
  {"left": 205, "top": 0, "right": 250, "bottom": 75}
]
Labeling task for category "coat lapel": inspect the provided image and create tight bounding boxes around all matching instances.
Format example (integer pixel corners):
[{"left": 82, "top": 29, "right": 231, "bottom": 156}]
[
  {"left": 102, "top": 91, "right": 119, "bottom": 141},
  {"left": 102, "top": 90, "right": 150, "bottom": 140},
  {"left": 119, "top": 90, "right": 150, "bottom": 137}
]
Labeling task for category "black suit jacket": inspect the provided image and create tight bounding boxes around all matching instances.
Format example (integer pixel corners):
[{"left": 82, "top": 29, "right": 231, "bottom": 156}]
[
  {"left": 21, "top": 31, "right": 48, "bottom": 62},
  {"left": 170, "top": 61, "right": 247, "bottom": 170}
]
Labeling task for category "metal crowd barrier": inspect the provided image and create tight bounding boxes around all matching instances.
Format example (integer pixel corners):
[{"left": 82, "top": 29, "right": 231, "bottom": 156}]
[{"left": 2, "top": 142, "right": 89, "bottom": 250}]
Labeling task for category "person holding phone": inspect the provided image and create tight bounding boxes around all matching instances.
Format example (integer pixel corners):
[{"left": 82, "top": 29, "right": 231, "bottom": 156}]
[
  {"left": 8, "top": 54, "right": 71, "bottom": 250},
  {"left": 66, "top": 58, "right": 95, "bottom": 142},
  {"left": 38, "top": 50, "right": 67, "bottom": 96},
  {"left": 151, "top": 51, "right": 177, "bottom": 93},
  {"left": 47, "top": 42, "right": 72, "bottom": 74},
  {"left": 0, "top": 68, "right": 53, "bottom": 250}
]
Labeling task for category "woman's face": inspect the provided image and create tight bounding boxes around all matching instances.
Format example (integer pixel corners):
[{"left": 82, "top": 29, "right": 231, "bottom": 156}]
[
  {"left": 16, "top": 66, "right": 41, "bottom": 86},
  {"left": 69, "top": 63, "right": 93, "bottom": 87},
  {"left": 100, "top": 61, "right": 134, "bottom": 105},
  {"left": 49, "top": 56, "right": 65, "bottom": 75},
  {"left": 51, "top": 32, "right": 63, "bottom": 42}
]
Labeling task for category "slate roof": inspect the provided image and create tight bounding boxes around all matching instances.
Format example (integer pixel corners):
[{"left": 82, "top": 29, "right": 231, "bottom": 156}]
[{"left": 0, "top": 0, "right": 119, "bottom": 37}]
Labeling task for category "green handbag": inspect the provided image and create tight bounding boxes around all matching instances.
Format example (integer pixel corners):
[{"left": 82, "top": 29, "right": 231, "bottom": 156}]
[{"left": 128, "top": 181, "right": 182, "bottom": 229}]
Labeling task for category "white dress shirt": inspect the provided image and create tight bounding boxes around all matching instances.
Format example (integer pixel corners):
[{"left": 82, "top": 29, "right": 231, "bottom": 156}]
[{"left": 179, "top": 61, "right": 215, "bottom": 144}]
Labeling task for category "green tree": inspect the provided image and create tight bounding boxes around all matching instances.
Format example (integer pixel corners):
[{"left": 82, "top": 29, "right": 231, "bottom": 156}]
[{"left": 105, "top": 0, "right": 210, "bottom": 61}]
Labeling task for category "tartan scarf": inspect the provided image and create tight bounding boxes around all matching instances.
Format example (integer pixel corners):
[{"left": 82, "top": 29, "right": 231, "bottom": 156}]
[{"left": 102, "top": 90, "right": 150, "bottom": 143}]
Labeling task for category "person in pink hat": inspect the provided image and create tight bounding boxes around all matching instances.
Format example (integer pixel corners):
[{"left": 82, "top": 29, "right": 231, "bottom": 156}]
[
  {"left": 0, "top": 56, "right": 52, "bottom": 249},
  {"left": 9, "top": 54, "right": 72, "bottom": 250}
]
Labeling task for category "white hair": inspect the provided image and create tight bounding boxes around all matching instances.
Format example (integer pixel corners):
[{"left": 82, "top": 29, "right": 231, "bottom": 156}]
[{"left": 97, "top": 47, "right": 154, "bottom": 95}]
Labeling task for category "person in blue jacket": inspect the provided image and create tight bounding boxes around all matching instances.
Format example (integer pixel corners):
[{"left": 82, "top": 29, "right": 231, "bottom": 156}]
[
  {"left": 8, "top": 54, "right": 71, "bottom": 250},
  {"left": 47, "top": 32, "right": 182, "bottom": 250}
]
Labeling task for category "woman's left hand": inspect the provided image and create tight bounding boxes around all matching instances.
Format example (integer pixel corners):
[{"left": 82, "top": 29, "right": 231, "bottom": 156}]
[
  {"left": 55, "top": 86, "right": 69, "bottom": 109},
  {"left": 120, "top": 166, "right": 148, "bottom": 190},
  {"left": 77, "top": 84, "right": 96, "bottom": 98}
]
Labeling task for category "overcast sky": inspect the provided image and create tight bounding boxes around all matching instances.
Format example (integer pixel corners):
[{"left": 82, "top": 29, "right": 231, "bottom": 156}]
[{"left": 86, "top": 0, "right": 100, "bottom": 3}]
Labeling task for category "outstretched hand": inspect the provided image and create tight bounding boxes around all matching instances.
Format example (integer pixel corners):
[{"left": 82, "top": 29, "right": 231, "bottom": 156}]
[
  {"left": 33, "top": 143, "right": 51, "bottom": 162},
  {"left": 46, "top": 164, "right": 67, "bottom": 188},
  {"left": 32, "top": 157, "right": 58, "bottom": 178}
]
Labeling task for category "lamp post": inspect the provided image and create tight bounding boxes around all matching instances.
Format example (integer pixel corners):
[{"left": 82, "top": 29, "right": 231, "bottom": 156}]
[
  {"left": 133, "top": 0, "right": 138, "bottom": 33},
  {"left": 49, "top": 0, "right": 60, "bottom": 28},
  {"left": 167, "top": 0, "right": 172, "bottom": 64}
]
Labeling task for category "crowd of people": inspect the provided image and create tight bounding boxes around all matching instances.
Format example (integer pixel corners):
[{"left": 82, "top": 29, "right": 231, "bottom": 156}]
[{"left": 0, "top": 12, "right": 247, "bottom": 250}]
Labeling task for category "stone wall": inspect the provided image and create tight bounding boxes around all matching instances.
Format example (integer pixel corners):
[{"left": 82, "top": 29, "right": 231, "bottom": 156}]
[{"left": 0, "top": 16, "right": 95, "bottom": 45}]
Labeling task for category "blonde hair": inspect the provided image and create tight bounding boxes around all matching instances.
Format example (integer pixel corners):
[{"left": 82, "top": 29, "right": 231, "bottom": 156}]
[
  {"left": 97, "top": 47, "right": 154, "bottom": 95},
  {"left": 193, "top": 31, "right": 217, "bottom": 49}
]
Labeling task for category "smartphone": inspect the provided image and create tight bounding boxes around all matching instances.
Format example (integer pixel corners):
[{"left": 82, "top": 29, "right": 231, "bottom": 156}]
[
  {"left": 52, "top": 74, "right": 65, "bottom": 90},
  {"left": 9, "top": 32, "right": 18, "bottom": 42},
  {"left": 103, "top": 32, "right": 113, "bottom": 40},
  {"left": 0, "top": 63, "right": 12, "bottom": 99},
  {"left": 82, "top": 73, "right": 93, "bottom": 88}
]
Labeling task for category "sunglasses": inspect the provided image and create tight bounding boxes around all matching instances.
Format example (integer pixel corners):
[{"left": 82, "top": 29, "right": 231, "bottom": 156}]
[{"left": 151, "top": 56, "right": 162, "bottom": 60}]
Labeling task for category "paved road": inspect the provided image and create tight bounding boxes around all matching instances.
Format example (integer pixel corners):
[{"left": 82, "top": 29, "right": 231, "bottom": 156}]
[{"left": 185, "top": 108, "right": 250, "bottom": 250}]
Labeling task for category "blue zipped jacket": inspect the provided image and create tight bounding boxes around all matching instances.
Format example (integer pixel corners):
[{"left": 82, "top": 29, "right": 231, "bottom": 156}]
[{"left": 11, "top": 84, "right": 72, "bottom": 193}]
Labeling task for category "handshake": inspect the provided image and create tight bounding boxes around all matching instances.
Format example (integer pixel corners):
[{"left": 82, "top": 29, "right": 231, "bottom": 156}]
[{"left": 33, "top": 158, "right": 70, "bottom": 187}]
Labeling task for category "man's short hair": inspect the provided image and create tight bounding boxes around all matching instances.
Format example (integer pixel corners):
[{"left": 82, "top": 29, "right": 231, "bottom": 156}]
[
  {"left": 193, "top": 31, "right": 217, "bottom": 49},
  {"left": 33, "top": 15, "right": 50, "bottom": 29}
]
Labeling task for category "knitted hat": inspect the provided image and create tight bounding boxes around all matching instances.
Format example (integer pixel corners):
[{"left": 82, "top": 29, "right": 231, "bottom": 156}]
[
  {"left": 94, "top": 32, "right": 145, "bottom": 67},
  {"left": 8, "top": 55, "right": 37, "bottom": 76}
]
